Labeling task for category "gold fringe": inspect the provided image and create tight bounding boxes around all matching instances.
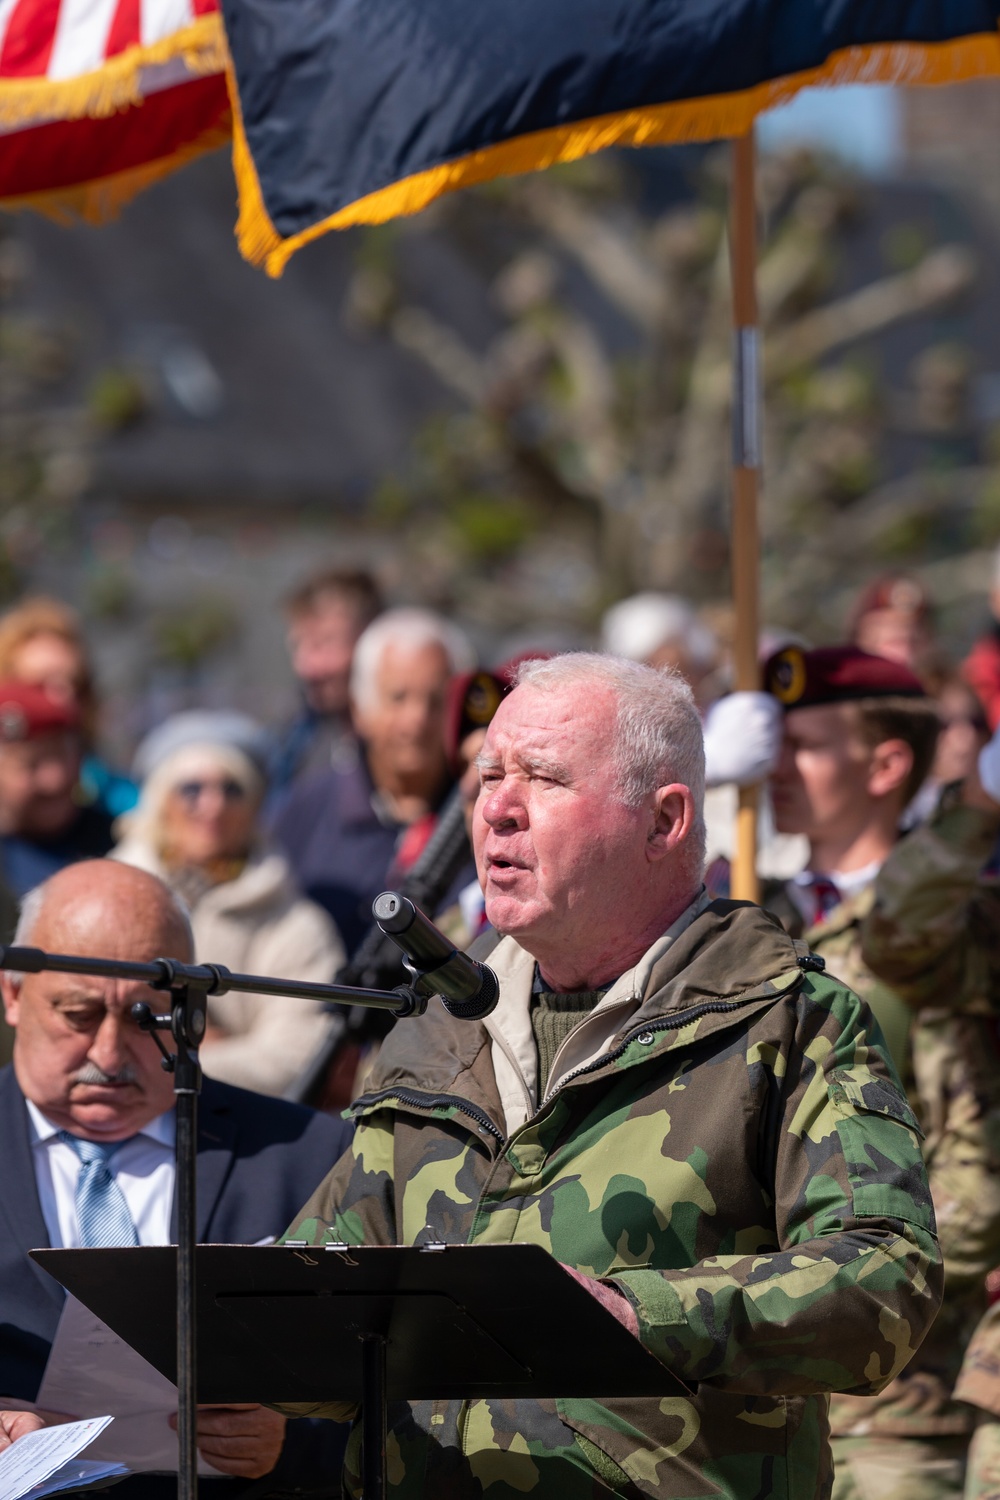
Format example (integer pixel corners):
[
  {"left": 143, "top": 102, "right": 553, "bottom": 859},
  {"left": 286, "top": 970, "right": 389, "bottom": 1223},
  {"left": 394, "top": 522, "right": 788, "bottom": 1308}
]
[
  {"left": 0, "top": 12, "right": 227, "bottom": 128},
  {"left": 228, "top": 61, "right": 281, "bottom": 268},
  {"left": 0, "top": 115, "right": 231, "bottom": 223},
  {"left": 228, "top": 29, "right": 1000, "bottom": 278}
]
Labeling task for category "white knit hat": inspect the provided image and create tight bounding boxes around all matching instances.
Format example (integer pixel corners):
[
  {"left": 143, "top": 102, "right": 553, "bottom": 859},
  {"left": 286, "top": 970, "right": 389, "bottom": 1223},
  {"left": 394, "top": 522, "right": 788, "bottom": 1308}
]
[
  {"left": 132, "top": 710, "right": 270, "bottom": 783},
  {"left": 600, "top": 593, "right": 716, "bottom": 669}
]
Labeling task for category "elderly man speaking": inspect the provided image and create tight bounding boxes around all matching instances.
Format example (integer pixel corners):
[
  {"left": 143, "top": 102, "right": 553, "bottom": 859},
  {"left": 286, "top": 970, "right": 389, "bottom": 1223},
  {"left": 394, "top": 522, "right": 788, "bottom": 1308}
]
[{"left": 286, "top": 654, "right": 943, "bottom": 1500}]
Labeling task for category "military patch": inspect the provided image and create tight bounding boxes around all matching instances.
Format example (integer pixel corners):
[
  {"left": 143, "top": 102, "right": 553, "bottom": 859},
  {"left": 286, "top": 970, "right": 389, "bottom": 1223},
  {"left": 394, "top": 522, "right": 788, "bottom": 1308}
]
[
  {"left": 464, "top": 672, "right": 504, "bottom": 727},
  {"left": 766, "top": 647, "right": 808, "bottom": 707}
]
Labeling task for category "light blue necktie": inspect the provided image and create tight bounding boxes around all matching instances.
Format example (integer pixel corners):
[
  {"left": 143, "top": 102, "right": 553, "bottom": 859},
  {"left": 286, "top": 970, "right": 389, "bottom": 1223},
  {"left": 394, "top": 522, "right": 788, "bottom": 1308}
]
[{"left": 57, "top": 1133, "right": 140, "bottom": 1248}]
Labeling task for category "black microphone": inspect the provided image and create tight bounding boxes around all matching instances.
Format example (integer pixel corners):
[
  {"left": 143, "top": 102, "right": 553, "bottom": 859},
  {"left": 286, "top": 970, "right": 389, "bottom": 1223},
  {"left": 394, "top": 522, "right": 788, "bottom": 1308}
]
[{"left": 372, "top": 892, "right": 499, "bottom": 1020}]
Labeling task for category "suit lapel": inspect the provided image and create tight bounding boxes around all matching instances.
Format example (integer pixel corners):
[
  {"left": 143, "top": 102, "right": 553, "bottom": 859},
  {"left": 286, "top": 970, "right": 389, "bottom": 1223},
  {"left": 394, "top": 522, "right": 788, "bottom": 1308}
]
[
  {"left": 0, "top": 1068, "right": 64, "bottom": 1312},
  {"left": 169, "top": 1082, "right": 238, "bottom": 1241}
]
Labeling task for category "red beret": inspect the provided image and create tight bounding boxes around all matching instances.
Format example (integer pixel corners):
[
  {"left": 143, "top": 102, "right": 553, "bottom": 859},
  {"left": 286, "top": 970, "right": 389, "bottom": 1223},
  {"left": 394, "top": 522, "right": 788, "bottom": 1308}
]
[
  {"left": 764, "top": 645, "right": 926, "bottom": 710},
  {"left": 0, "top": 682, "right": 80, "bottom": 743}
]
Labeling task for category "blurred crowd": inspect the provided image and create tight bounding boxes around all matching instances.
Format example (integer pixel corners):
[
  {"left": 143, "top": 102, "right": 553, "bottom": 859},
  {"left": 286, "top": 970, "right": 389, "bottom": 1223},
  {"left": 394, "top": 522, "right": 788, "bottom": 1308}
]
[
  {"left": 0, "top": 559, "right": 994, "bottom": 1098},
  {"left": 1, "top": 553, "right": 1000, "bottom": 1497}
]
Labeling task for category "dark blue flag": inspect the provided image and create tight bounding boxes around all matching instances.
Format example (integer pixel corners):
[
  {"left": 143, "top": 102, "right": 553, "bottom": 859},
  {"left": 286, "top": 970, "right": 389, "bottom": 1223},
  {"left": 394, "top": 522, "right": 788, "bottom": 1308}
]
[{"left": 220, "top": 0, "right": 1000, "bottom": 274}]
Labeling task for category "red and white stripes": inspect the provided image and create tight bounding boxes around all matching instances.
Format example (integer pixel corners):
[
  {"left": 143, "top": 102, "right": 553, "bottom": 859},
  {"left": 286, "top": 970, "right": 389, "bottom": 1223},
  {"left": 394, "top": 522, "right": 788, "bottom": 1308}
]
[
  {"left": 0, "top": 0, "right": 229, "bottom": 220},
  {"left": 0, "top": 0, "right": 219, "bottom": 84}
]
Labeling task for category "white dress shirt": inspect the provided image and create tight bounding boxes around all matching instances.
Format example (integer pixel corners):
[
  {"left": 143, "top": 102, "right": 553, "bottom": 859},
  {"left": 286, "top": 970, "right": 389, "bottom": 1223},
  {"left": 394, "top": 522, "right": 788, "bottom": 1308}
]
[{"left": 26, "top": 1099, "right": 176, "bottom": 1249}]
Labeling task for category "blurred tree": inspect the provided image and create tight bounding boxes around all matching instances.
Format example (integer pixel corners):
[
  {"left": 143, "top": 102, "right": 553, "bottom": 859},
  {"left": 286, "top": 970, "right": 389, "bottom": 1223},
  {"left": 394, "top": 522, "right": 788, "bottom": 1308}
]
[
  {"left": 344, "top": 148, "right": 984, "bottom": 633},
  {"left": 151, "top": 596, "right": 238, "bottom": 671},
  {"left": 0, "top": 224, "right": 92, "bottom": 598}
]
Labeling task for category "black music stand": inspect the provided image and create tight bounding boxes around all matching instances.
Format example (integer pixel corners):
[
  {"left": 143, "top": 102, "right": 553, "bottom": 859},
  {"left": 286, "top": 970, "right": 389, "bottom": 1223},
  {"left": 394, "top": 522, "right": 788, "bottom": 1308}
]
[{"left": 33, "top": 1243, "right": 683, "bottom": 1499}]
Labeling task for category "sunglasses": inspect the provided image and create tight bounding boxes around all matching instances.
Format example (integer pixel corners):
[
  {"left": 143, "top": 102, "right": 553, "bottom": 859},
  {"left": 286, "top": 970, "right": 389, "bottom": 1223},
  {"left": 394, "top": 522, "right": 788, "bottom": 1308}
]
[{"left": 176, "top": 779, "right": 247, "bottom": 805}]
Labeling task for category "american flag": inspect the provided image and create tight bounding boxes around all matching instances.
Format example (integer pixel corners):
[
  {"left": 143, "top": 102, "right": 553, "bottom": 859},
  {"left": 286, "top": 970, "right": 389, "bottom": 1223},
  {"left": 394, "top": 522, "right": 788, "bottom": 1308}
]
[{"left": 0, "top": 0, "right": 230, "bottom": 219}]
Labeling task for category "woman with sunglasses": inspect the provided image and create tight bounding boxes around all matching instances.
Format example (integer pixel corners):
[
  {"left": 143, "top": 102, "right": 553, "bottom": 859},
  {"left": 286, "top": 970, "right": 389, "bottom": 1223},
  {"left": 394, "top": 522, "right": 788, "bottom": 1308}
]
[{"left": 112, "top": 711, "right": 345, "bottom": 1098}]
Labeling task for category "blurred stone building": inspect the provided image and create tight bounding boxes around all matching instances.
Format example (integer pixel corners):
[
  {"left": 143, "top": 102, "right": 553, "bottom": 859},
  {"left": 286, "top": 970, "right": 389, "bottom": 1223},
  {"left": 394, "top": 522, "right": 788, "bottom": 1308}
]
[{"left": 903, "top": 80, "right": 1000, "bottom": 224}]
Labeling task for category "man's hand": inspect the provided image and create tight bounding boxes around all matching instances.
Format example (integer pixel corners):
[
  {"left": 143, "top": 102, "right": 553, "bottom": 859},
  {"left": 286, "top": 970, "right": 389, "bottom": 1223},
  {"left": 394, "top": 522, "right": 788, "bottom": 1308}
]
[
  {"left": 169, "top": 1404, "right": 286, "bottom": 1478},
  {"left": 561, "top": 1265, "right": 640, "bottom": 1337},
  {"left": 0, "top": 1411, "right": 45, "bottom": 1452},
  {"left": 702, "top": 691, "right": 783, "bottom": 788}
]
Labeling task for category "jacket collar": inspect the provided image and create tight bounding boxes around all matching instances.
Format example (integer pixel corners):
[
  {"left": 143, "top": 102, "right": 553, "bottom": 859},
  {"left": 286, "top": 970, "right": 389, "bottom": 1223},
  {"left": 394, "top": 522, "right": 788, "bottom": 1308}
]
[
  {"left": 484, "top": 890, "right": 712, "bottom": 1132},
  {"left": 111, "top": 837, "right": 296, "bottom": 917},
  {"left": 805, "top": 880, "right": 876, "bottom": 944},
  {"left": 357, "top": 898, "right": 809, "bottom": 1141},
  {"left": 157, "top": 1081, "right": 237, "bottom": 1241}
]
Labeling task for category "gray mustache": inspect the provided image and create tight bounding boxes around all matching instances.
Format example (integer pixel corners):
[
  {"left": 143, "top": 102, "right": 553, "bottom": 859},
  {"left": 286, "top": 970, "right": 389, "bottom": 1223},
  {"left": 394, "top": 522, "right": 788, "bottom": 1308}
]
[{"left": 72, "top": 1061, "right": 139, "bottom": 1086}]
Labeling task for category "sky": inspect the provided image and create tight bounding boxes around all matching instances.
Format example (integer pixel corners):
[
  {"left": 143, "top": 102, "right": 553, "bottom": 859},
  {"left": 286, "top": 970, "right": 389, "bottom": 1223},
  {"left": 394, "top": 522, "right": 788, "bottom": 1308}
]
[{"left": 757, "top": 85, "right": 902, "bottom": 174}]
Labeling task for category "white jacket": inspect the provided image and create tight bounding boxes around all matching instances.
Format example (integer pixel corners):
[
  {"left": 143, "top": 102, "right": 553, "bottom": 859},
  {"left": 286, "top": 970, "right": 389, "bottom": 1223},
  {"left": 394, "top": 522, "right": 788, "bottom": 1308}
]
[{"left": 112, "top": 837, "right": 345, "bottom": 1098}]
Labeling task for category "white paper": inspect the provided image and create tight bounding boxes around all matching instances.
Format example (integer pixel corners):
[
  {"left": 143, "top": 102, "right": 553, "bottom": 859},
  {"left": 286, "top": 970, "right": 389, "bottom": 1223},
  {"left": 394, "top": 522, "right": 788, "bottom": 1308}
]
[
  {"left": 0, "top": 1416, "right": 126, "bottom": 1500},
  {"left": 34, "top": 1298, "right": 222, "bottom": 1476}
]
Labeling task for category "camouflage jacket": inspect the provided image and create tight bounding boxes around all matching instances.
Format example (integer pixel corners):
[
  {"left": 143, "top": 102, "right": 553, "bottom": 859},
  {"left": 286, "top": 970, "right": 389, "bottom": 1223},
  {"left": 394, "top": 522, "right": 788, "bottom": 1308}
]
[
  {"left": 766, "top": 803, "right": 1000, "bottom": 1439},
  {"left": 284, "top": 898, "right": 941, "bottom": 1499},
  {"left": 861, "top": 790, "right": 1000, "bottom": 1017},
  {"left": 764, "top": 883, "right": 912, "bottom": 1086},
  {"left": 955, "top": 1301, "right": 1000, "bottom": 1419},
  {"left": 861, "top": 794, "right": 1000, "bottom": 1428}
]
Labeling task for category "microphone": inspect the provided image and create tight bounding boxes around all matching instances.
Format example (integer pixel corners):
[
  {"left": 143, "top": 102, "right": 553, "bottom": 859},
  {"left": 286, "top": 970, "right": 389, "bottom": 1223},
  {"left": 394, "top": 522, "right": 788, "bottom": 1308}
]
[{"left": 372, "top": 892, "right": 499, "bottom": 1020}]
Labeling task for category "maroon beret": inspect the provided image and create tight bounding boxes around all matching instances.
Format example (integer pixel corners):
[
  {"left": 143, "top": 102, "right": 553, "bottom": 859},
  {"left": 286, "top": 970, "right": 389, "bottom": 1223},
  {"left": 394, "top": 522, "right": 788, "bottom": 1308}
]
[
  {"left": 444, "top": 670, "right": 509, "bottom": 768},
  {"left": 0, "top": 681, "right": 80, "bottom": 743},
  {"left": 849, "top": 573, "right": 931, "bottom": 634},
  {"left": 764, "top": 645, "right": 927, "bottom": 710},
  {"left": 444, "top": 652, "right": 555, "bottom": 768}
]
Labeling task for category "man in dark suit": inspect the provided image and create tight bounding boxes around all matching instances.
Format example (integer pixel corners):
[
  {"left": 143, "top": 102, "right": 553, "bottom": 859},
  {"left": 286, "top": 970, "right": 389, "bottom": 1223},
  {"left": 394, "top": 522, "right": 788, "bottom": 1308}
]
[{"left": 0, "top": 859, "right": 351, "bottom": 1497}]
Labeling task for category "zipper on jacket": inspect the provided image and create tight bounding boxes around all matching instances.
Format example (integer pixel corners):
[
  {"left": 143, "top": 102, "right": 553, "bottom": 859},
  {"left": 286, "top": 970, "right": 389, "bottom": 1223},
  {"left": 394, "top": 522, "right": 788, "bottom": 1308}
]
[
  {"left": 543, "top": 990, "right": 794, "bottom": 1104},
  {"left": 354, "top": 987, "right": 799, "bottom": 1146},
  {"left": 352, "top": 1085, "right": 505, "bottom": 1145}
]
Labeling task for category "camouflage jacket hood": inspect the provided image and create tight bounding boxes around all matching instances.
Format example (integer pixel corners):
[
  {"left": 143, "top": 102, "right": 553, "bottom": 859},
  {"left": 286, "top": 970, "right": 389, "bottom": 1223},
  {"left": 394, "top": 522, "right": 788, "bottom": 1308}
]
[{"left": 286, "top": 898, "right": 942, "bottom": 1500}]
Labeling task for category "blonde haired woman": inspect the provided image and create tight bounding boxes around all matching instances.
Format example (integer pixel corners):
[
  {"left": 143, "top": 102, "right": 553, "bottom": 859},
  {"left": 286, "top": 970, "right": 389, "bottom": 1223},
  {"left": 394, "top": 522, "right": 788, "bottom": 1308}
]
[{"left": 113, "top": 711, "right": 344, "bottom": 1099}]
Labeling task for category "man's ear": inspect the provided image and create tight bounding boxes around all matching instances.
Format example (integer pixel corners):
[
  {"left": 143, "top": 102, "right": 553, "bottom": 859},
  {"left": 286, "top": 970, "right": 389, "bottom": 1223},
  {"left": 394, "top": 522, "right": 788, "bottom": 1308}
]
[
  {"left": 646, "top": 784, "right": 696, "bottom": 863},
  {"left": 1, "top": 975, "right": 21, "bottom": 1029},
  {"left": 867, "top": 738, "right": 914, "bottom": 801}
]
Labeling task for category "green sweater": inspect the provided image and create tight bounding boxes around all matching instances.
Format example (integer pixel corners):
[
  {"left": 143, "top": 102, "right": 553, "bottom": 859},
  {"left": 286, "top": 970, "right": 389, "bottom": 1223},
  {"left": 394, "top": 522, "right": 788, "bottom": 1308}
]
[{"left": 530, "top": 987, "right": 605, "bottom": 1094}]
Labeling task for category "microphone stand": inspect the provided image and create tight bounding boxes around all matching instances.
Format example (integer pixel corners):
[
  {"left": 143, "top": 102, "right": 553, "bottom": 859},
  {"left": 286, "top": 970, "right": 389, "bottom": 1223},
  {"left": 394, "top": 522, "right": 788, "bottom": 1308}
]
[{"left": 0, "top": 935, "right": 428, "bottom": 1500}]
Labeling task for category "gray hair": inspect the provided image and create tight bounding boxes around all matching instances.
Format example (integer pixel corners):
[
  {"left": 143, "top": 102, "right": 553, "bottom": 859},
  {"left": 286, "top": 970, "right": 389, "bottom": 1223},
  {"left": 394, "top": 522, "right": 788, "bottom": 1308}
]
[
  {"left": 512, "top": 653, "right": 707, "bottom": 870},
  {"left": 350, "top": 608, "right": 475, "bottom": 713},
  {"left": 11, "top": 884, "right": 46, "bottom": 950},
  {"left": 8, "top": 873, "right": 194, "bottom": 984}
]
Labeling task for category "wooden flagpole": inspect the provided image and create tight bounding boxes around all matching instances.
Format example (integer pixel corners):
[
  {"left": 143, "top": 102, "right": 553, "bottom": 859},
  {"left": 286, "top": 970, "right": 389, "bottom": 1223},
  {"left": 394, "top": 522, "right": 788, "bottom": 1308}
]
[{"left": 729, "top": 129, "right": 761, "bottom": 903}]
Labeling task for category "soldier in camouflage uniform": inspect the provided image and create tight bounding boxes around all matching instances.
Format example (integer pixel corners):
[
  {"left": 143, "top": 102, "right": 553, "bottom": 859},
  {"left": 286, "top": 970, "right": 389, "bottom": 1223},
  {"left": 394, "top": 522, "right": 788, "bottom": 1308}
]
[
  {"left": 764, "top": 644, "right": 1000, "bottom": 1500},
  {"left": 282, "top": 652, "right": 942, "bottom": 1500},
  {"left": 858, "top": 726, "right": 1000, "bottom": 1500}
]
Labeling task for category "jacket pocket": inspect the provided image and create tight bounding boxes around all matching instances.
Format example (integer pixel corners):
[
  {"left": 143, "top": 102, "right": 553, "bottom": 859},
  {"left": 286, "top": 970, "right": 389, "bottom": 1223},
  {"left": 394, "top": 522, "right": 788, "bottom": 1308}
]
[
  {"left": 572, "top": 1430, "right": 641, "bottom": 1496},
  {"left": 555, "top": 1391, "right": 791, "bottom": 1499},
  {"left": 827, "top": 1065, "right": 933, "bottom": 1228}
]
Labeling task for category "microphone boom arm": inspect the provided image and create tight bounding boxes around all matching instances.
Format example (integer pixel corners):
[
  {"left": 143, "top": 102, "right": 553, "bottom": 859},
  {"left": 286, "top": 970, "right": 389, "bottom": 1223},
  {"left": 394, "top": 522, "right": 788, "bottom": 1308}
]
[{"left": 0, "top": 945, "right": 427, "bottom": 1017}]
